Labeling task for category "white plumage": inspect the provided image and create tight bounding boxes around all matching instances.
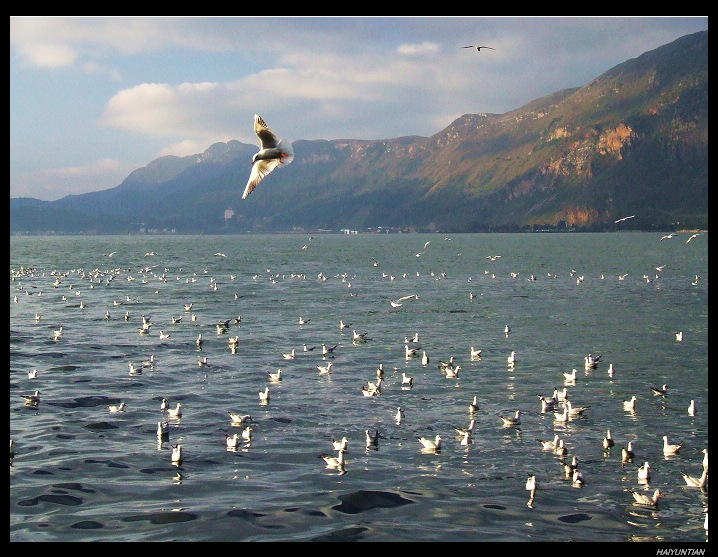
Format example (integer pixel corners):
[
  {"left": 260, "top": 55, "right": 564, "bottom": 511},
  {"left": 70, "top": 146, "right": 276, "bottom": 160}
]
[{"left": 242, "top": 114, "right": 294, "bottom": 199}]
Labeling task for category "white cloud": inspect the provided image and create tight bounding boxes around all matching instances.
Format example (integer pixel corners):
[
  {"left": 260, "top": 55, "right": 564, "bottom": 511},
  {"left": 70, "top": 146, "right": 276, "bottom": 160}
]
[
  {"left": 397, "top": 41, "right": 440, "bottom": 55},
  {"left": 158, "top": 140, "right": 212, "bottom": 158},
  {"left": 19, "top": 42, "right": 78, "bottom": 68},
  {"left": 11, "top": 158, "right": 138, "bottom": 200},
  {"left": 44, "top": 158, "right": 122, "bottom": 177},
  {"left": 100, "top": 83, "right": 187, "bottom": 135}
]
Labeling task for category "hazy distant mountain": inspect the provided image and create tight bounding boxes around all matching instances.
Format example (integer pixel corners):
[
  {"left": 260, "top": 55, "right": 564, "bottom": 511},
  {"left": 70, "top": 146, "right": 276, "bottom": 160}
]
[{"left": 11, "top": 30, "right": 707, "bottom": 234}]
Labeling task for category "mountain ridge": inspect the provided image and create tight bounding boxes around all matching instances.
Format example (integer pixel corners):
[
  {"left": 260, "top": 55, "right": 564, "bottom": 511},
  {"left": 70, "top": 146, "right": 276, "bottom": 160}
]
[{"left": 11, "top": 30, "right": 707, "bottom": 234}]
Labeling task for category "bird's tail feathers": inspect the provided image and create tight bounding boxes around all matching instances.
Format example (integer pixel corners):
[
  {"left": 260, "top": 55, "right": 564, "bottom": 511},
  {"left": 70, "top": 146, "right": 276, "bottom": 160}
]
[{"left": 277, "top": 139, "right": 294, "bottom": 163}]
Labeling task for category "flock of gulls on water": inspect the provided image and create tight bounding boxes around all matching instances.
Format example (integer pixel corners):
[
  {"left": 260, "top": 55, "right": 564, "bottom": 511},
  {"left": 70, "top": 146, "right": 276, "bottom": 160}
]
[{"left": 10, "top": 227, "right": 706, "bottom": 538}]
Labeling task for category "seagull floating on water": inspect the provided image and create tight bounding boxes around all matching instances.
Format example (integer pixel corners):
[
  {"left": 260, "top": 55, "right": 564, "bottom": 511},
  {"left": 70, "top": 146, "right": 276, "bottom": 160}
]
[
  {"left": 555, "top": 439, "right": 567, "bottom": 457},
  {"left": 362, "top": 384, "right": 381, "bottom": 397},
  {"left": 166, "top": 403, "right": 182, "bottom": 419},
  {"left": 317, "top": 362, "right": 333, "bottom": 375},
  {"left": 566, "top": 400, "right": 590, "bottom": 417},
  {"left": 321, "top": 449, "right": 346, "bottom": 468},
  {"left": 553, "top": 407, "right": 569, "bottom": 424},
  {"left": 602, "top": 429, "right": 615, "bottom": 449},
  {"left": 226, "top": 433, "right": 240, "bottom": 450},
  {"left": 507, "top": 351, "right": 517, "bottom": 365},
  {"left": 537, "top": 394, "right": 557, "bottom": 413},
  {"left": 572, "top": 468, "right": 586, "bottom": 487},
  {"left": 469, "top": 395, "right": 479, "bottom": 414},
  {"left": 242, "top": 114, "right": 294, "bottom": 199},
  {"left": 525, "top": 474, "right": 538, "bottom": 496},
  {"left": 365, "top": 429, "right": 380, "bottom": 448},
  {"left": 258, "top": 387, "right": 270, "bottom": 404},
  {"left": 538, "top": 434, "right": 560, "bottom": 451},
  {"left": 444, "top": 365, "right": 461, "bottom": 378},
  {"left": 662, "top": 435, "right": 684, "bottom": 455},
  {"left": 28, "top": 369, "right": 38, "bottom": 379},
  {"left": 688, "top": 399, "right": 696, "bottom": 416},
  {"left": 622, "top": 441, "right": 635, "bottom": 462},
  {"left": 332, "top": 437, "right": 349, "bottom": 451},
  {"left": 584, "top": 353, "right": 601, "bottom": 369},
  {"left": 405, "top": 345, "right": 420, "bottom": 359},
  {"left": 623, "top": 395, "right": 637, "bottom": 411},
  {"left": 352, "top": 330, "right": 369, "bottom": 342},
  {"left": 418, "top": 435, "right": 442, "bottom": 451},
  {"left": 171, "top": 444, "right": 183, "bottom": 465},
  {"left": 228, "top": 411, "right": 251, "bottom": 425},
  {"left": 109, "top": 402, "right": 126, "bottom": 413},
  {"left": 675, "top": 331, "right": 683, "bottom": 342},
  {"left": 454, "top": 420, "right": 476, "bottom": 437},
  {"left": 21, "top": 390, "right": 41, "bottom": 406},
  {"left": 680, "top": 468, "right": 708, "bottom": 489},
  {"left": 638, "top": 461, "right": 652, "bottom": 482},
  {"left": 627, "top": 488, "right": 663, "bottom": 506},
  {"left": 157, "top": 420, "right": 169, "bottom": 438},
  {"left": 650, "top": 384, "right": 668, "bottom": 397},
  {"left": 499, "top": 410, "right": 521, "bottom": 427},
  {"left": 559, "top": 456, "right": 579, "bottom": 478}
]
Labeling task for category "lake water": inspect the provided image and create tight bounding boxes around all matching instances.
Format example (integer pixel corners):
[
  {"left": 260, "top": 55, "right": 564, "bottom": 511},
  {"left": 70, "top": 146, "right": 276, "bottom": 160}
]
[{"left": 9, "top": 232, "right": 708, "bottom": 542}]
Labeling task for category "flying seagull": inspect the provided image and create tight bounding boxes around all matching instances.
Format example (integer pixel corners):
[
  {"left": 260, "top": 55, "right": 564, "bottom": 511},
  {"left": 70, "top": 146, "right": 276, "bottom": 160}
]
[
  {"left": 462, "top": 45, "right": 496, "bottom": 52},
  {"left": 242, "top": 114, "right": 294, "bottom": 199},
  {"left": 614, "top": 215, "right": 635, "bottom": 223}
]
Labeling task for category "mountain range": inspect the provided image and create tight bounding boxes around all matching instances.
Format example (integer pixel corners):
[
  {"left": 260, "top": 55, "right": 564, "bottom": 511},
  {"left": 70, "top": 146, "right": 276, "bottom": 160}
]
[{"left": 10, "top": 30, "right": 707, "bottom": 234}]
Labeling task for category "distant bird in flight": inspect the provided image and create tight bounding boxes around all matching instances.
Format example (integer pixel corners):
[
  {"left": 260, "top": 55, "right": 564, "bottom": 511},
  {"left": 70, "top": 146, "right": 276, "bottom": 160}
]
[
  {"left": 614, "top": 215, "right": 635, "bottom": 223},
  {"left": 242, "top": 114, "right": 294, "bottom": 200},
  {"left": 462, "top": 45, "right": 496, "bottom": 52}
]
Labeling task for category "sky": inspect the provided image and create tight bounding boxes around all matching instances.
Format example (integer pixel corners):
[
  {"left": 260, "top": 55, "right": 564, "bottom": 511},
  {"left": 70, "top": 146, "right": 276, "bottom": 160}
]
[{"left": 10, "top": 16, "right": 708, "bottom": 201}]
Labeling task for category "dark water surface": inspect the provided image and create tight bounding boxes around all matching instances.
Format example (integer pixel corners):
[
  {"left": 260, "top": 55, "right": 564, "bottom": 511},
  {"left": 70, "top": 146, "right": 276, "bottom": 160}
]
[{"left": 10, "top": 233, "right": 708, "bottom": 542}]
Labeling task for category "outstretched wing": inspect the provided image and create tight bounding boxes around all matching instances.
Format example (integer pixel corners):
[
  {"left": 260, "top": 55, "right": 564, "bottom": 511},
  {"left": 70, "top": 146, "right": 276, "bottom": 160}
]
[
  {"left": 243, "top": 159, "right": 281, "bottom": 199},
  {"left": 254, "top": 114, "right": 279, "bottom": 150}
]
